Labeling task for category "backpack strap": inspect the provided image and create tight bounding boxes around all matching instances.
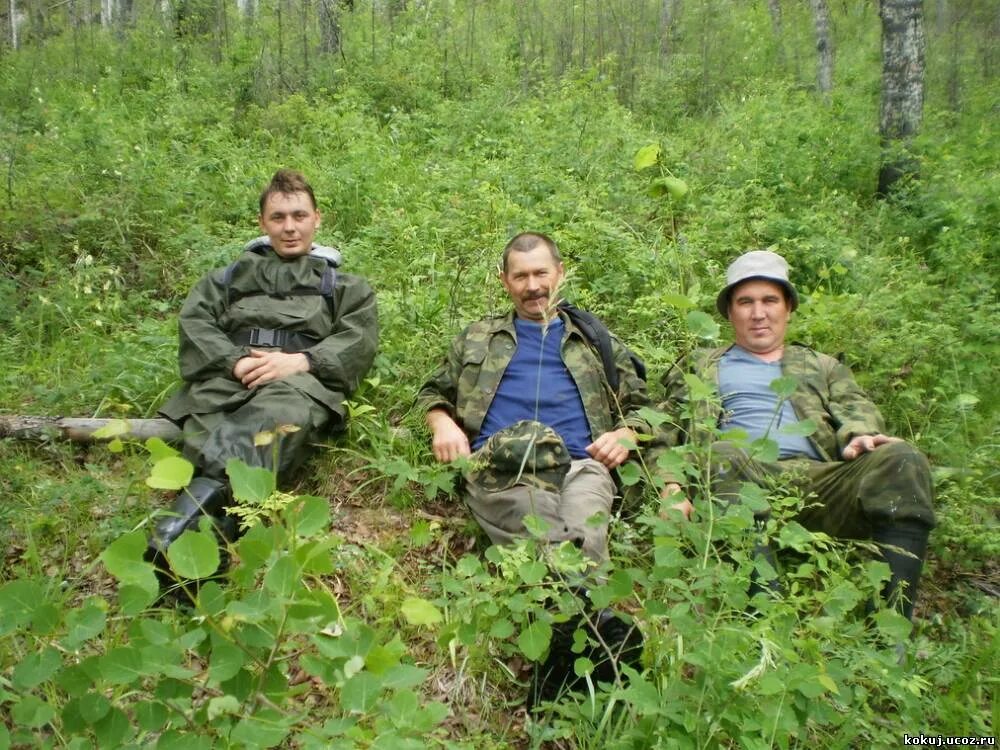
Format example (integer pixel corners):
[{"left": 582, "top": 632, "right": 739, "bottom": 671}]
[
  {"left": 558, "top": 302, "right": 647, "bottom": 392},
  {"left": 222, "top": 240, "right": 340, "bottom": 313}
]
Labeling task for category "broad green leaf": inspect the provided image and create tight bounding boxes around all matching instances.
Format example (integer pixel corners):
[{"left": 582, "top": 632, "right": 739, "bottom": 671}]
[
  {"left": 517, "top": 561, "right": 547, "bottom": 586},
  {"left": 521, "top": 514, "right": 550, "bottom": 538},
  {"left": 818, "top": 673, "right": 840, "bottom": 695},
  {"left": 873, "top": 609, "right": 913, "bottom": 642},
  {"left": 0, "top": 725, "right": 9, "bottom": 750},
  {"left": 12, "top": 695, "right": 56, "bottom": 728},
  {"left": 769, "top": 376, "right": 799, "bottom": 399},
  {"left": 380, "top": 664, "right": 428, "bottom": 691},
  {"left": 78, "top": 692, "right": 111, "bottom": 724},
  {"left": 749, "top": 437, "right": 779, "bottom": 463},
  {"left": 343, "top": 655, "right": 366, "bottom": 679},
  {"left": 207, "top": 695, "right": 240, "bottom": 721},
  {"left": 660, "top": 292, "right": 695, "bottom": 311},
  {"left": 517, "top": 619, "right": 552, "bottom": 661},
  {"left": 651, "top": 176, "right": 689, "bottom": 199},
  {"left": 617, "top": 460, "right": 641, "bottom": 487},
  {"left": 13, "top": 647, "right": 62, "bottom": 690},
  {"left": 0, "top": 579, "right": 43, "bottom": 633},
  {"left": 286, "top": 495, "right": 330, "bottom": 537},
  {"left": 686, "top": 310, "right": 720, "bottom": 340},
  {"left": 145, "top": 437, "right": 180, "bottom": 462},
  {"left": 119, "top": 583, "right": 159, "bottom": 615},
  {"left": 100, "top": 531, "right": 153, "bottom": 583},
  {"left": 636, "top": 406, "right": 671, "bottom": 427},
  {"left": 365, "top": 637, "right": 406, "bottom": 675},
  {"left": 574, "top": 657, "right": 595, "bottom": 677},
  {"left": 340, "top": 672, "right": 383, "bottom": 714},
  {"left": 166, "top": 529, "right": 220, "bottom": 580},
  {"left": 661, "top": 175, "right": 689, "bottom": 199},
  {"left": 108, "top": 438, "right": 124, "bottom": 453},
  {"left": 955, "top": 393, "right": 980, "bottom": 410},
  {"left": 146, "top": 456, "right": 194, "bottom": 490},
  {"left": 209, "top": 633, "right": 246, "bottom": 683},
  {"left": 92, "top": 419, "right": 130, "bottom": 439},
  {"left": 683, "top": 373, "right": 716, "bottom": 401},
  {"left": 135, "top": 700, "right": 169, "bottom": 732},
  {"left": 230, "top": 710, "right": 291, "bottom": 748},
  {"left": 400, "top": 597, "right": 443, "bottom": 626},
  {"left": 264, "top": 555, "right": 300, "bottom": 597},
  {"left": 777, "top": 522, "right": 815, "bottom": 553},
  {"left": 455, "top": 555, "right": 482, "bottom": 578},
  {"left": 100, "top": 646, "right": 146, "bottom": 685},
  {"left": 63, "top": 603, "right": 107, "bottom": 650},
  {"left": 227, "top": 458, "right": 276, "bottom": 504},
  {"left": 633, "top": 143, "right": 660, "bottom": 171},
  {"left": 779, "top": 418, "right": 817, "bottom": 437},
  {"left": 489, "top": 618, "right": 514, "bottom": 639}
]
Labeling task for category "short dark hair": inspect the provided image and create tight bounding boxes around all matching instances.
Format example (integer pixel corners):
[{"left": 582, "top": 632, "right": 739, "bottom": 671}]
[
  {"left": 259, "top": 168, "right": 317, "bottom": 214},
  {"left": 501, "top": 232, "right": 562, "bottom": 272}
]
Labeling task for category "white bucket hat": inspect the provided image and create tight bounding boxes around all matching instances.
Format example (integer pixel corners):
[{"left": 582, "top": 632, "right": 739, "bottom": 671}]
[{"left": 716, "top": 250, "right": 799, "bottom": 317}]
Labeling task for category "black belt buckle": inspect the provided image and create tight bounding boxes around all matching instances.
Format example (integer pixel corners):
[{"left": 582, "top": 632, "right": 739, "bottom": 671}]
[{"left": 248, "top": 328, "right": 287, "bottom": 348}]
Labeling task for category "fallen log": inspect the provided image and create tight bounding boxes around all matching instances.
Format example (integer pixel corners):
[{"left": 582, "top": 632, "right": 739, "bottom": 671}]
[{"left": 0, "top": 416, "right": 181, "bottom": 443}]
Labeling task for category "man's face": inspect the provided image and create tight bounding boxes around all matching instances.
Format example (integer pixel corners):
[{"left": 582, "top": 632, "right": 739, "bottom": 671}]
[
  {"left": 259, "top": 191, "right": 321, "bottom": 259},
  {"left": 728, "top": 279, "right": 791, "bottom": 356},
  {"left": 500, "top": 245, "right": 565, "bottom": 321}
]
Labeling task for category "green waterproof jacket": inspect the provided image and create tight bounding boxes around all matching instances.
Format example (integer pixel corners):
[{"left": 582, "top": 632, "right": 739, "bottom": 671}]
[
  {"left": 416, "top": 310, "right": 654, "bottom": 445},
  {"left": 656, "top": 343, "right": 886, "bottom": 482},
  {"left": 159, "top": 244, "right": 378, "bottom": 425}
]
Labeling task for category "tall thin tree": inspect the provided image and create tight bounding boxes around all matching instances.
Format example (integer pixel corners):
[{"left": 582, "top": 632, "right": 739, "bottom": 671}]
[
  {"left": 810, "top": 0, "right": 834, "bottom": 95},
  {"left": 878, "top": 0, "right": 925, "bottom": 196}
]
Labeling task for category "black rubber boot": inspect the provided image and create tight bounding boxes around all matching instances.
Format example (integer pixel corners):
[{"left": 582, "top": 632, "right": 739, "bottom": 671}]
[
  {"left": 528, "top": 605, "right": 644, "bottom": 710},
  {"left": 872, "top": 521, "right": 930, "bottom": 622},
  {"left": 145, "top": 477, "right": 235, "bottom": 599}
]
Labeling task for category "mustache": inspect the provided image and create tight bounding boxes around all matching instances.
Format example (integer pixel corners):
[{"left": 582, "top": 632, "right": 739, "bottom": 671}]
[{"left": 522, "top": 292, "right": 548, "bottom": 301}]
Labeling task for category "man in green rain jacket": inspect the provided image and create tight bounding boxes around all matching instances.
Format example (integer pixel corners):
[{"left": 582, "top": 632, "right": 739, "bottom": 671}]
[
  {"left": 659, "top": 250, "right": 935, "bottom": 622},
  {"left": 149, "top": 169, "right": 378, "bottom": 582}
]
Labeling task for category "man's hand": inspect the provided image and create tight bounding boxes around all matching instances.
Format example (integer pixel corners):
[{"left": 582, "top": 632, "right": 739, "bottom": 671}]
[
  {"left": 427, "top": 409, "right": 471, "bottom": 463},
  {"left": 233, "top": 349, "right": 310, "bottom": 389},
  {"left": 660, "top": 482, "right": 693, "bottom": 520},
  {"left": 586, "top": 427, "right": 635, "bottom": 469},
  {"left": 842, "top": 433, "right": 903, "bottom": 461}
]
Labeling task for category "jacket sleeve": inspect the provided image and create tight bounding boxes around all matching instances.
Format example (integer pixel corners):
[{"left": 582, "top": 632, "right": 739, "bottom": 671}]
[
  {"left": 177, "top": 271, "right": 248, "bottom": 382},
  {"left": 608, "top": 334, "right": 654, "bottom": 436},
  {"left": 415, "top": 331, "right": 465, "bottom": 419},
  {"left": 824, "top": 357, "right": 886, "bottom": 456},
  {"left": 303, "top": 275, "right": 379, "bottom": 398}
]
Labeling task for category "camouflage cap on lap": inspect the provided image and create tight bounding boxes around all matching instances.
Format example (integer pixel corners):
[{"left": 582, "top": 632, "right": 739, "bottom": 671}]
[{"left": 466, "top": 420, "right": 571, "bottom": 492}]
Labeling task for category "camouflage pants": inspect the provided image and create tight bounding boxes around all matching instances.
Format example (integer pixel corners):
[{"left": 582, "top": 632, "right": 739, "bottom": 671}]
[
  {"left": 182, "top": 380, "right": 331, "bottom": 483},
  {"left": 710, "top": 440, "right": 936, "bottom": 537},
  {"left": 464, "top": 458, "right": 616, "bottom": 563}
]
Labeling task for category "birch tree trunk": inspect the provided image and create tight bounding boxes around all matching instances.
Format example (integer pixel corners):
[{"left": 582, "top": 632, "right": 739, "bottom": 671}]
[
  {"left": 767, "top": 0, "right": 786, "bottom": 69},
  {"left": 318, "top": 0, "right": 341, "bottom": 54},
  {"left": 9, "top": 0, "right": 18, "bottom": 49},
  {"left": 878, "top": 0, "right": 925, "bottom": 196},
  {"left": 659, "top": 0, "right": 680, "bottom": 59},
  {"left": 810, "top": 0, "right": 834, "bottom": 95}
]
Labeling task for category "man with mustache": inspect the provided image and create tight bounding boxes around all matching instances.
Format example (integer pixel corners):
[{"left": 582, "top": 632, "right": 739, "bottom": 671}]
[
  {"left": 417, "top": 232, "right": 657, "bottom": 703},
  {"left": 659, "top": 250, "right": 935, "bottom": 624}
]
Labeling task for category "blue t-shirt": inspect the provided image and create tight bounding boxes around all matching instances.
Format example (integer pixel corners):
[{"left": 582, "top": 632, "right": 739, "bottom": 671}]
[
  {"left": 473, "top": 317, "right": 593, "bottom": 458},
  {"left": 718, "top": 345, "right": 820, "bottom": 460}
]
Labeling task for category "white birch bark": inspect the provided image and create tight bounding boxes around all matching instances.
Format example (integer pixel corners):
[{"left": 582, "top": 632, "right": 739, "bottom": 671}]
[
  {"left": 878, "top": 0, "right": 925, "bottom": 194},
  {"left": 810, "top": 0, "right": 834, "bottom": 95}
]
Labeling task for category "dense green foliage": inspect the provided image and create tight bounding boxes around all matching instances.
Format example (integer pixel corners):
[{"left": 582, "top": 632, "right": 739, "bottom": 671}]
[{"left": 1, "top": 1, "right": 997, "bottom": 747}]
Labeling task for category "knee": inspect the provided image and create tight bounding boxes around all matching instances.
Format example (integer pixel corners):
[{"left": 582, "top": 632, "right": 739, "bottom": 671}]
[
  {"left": 872, "top": 441, "right": 932, "bottom": 480},
  {"left": 709, "top": 441, "right": 751, "bottom": 475}
]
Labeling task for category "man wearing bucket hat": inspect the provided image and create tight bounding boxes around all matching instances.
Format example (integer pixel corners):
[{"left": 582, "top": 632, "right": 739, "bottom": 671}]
[
  {"left": 659, "top": 249, "right": 935, "bottom": 622},
  {"left": 416, "top": 232, "right": 655, "bottom": 703}
]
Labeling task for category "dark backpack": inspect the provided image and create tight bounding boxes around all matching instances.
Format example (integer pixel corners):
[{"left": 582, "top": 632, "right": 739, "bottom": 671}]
[{"left": 558, "top": 302, "right": 647, "bottom": 392}]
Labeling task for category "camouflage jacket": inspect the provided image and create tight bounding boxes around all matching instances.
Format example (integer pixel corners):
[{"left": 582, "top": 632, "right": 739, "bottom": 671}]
[
  {"left": 657, "top": 343, "right": 885, "bottom": 481},
  {"left": 416, "top": 310, "right": 654, "bottom": 445},
  {"left": 159, "top": 244, "right": 378, "bottom": 424}
]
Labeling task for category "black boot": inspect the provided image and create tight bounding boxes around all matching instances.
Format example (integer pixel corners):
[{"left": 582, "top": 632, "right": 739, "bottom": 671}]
[
  {"left": 872, "top": 521, "right": 930, "bottom": 621},
  {"left": 528, "top": 605, "right": 643, "bottom": 709},
  {"left": 145, "top": 477, "right": 235, "bottom": 598}
]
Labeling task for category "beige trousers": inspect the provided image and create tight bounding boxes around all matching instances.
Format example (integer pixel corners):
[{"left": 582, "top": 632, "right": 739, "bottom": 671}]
[{"left": 463, "top": 458, "right": 616, "bottom": 563}]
